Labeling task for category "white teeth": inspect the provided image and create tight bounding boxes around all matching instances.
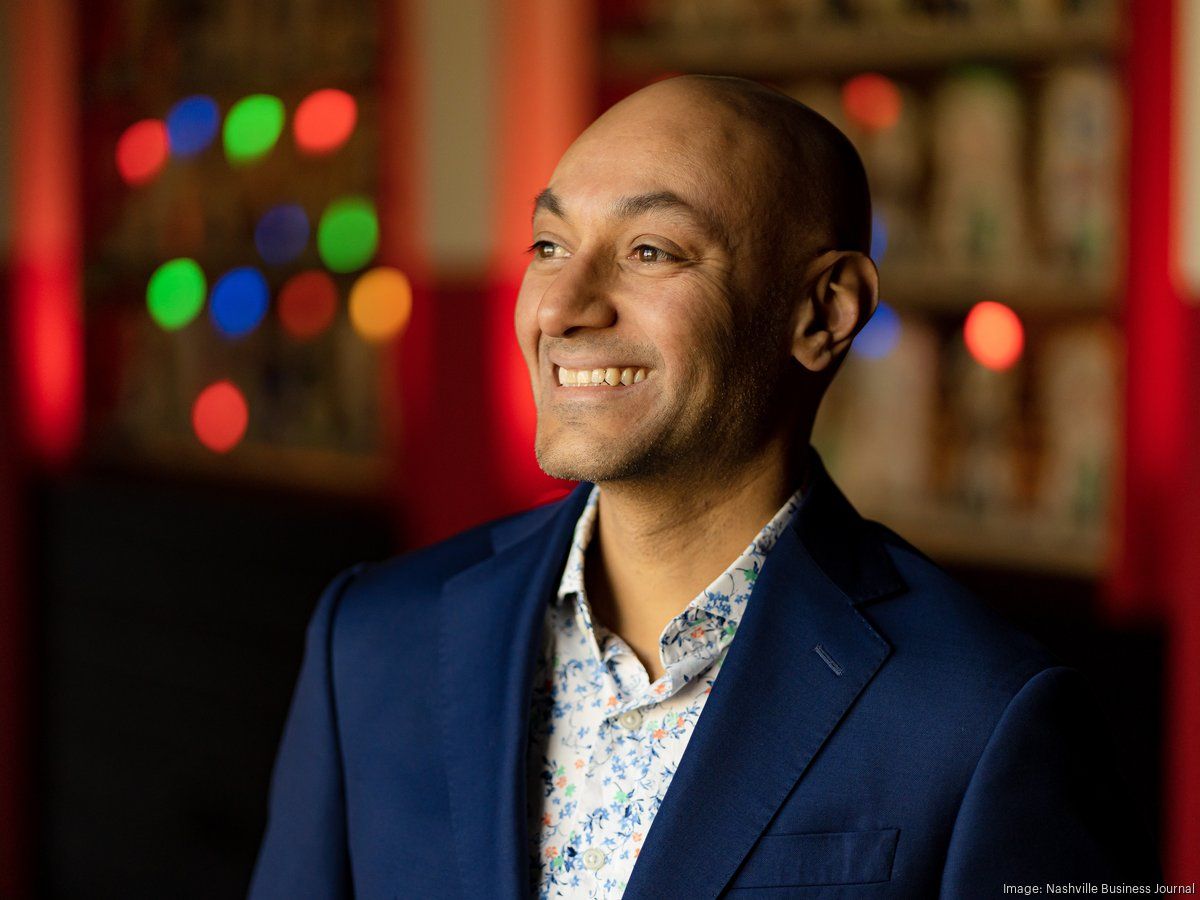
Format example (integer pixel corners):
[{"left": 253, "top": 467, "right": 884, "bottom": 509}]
[{"left": 556, "top": 366, "right": 649, "bottom": 387}]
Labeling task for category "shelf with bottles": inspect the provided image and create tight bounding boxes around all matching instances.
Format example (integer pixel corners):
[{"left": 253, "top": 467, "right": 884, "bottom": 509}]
[
  {"left": 856, "top": 494, "right": 1109, "bottom": 578},
  {"left": 813, "top": 299, "right": 1120, "bottom": 577},
  {"left": 878, "top": 260, "right": 1114, "bottom": 315},
  {"left": 807, "top": 63, "right": 1122, "bottom": 317},
  {"left": 87, "top": 429, "right": 390, "bottom": 501},
  {"left": 603, "top": 1, "right": 1122, "bottom": 79}
]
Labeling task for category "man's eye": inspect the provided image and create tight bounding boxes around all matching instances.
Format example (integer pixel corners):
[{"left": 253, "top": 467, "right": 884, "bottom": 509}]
[
  {"left": 527, "top": 240, "right": 565, "bottom": 260},
  {"left": 633, "top": 245, "right": 679, "bottom": 264}
]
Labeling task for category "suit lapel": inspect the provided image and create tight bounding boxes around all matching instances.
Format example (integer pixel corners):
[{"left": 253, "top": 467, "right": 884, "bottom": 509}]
[
  {"left": 434, "top": 483, "right": 592, "bottom": 900},
  {"left": 622, "top": 459, "right": 906, "bottom": 900}
]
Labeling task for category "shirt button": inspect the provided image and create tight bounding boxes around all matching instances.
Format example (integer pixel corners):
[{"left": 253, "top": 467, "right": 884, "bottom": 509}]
[
  {"left": 617, "top": 709, "right": 643, "bottom": 730},
  {"left": 582, "top": 847, "right": 607, "bottom": 871}
]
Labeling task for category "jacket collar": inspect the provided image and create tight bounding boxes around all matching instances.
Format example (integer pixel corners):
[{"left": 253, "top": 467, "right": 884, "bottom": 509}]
[
  {"left": 434, "top": 448, "right": 906, "bottom": 900},
  {"left": 434, "top": 483, "right": 591, "bottom": 900}
]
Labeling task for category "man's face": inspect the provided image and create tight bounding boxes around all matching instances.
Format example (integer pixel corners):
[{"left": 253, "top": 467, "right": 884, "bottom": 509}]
[{"left": 514, "top": 87, "right": 795, "bottom": 486}]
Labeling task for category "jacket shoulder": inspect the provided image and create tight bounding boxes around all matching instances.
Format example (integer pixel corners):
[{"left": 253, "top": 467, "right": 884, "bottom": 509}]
[
  {"left": 327, "top": 498, "right": 566, "bottom": 629},
  {"left": 865, "top": 520, "right": 1061, "bottom": 693}
]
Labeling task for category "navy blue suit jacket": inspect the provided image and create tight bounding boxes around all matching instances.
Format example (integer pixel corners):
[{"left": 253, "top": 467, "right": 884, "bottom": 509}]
[{"left": 249, "top": 452, "right": 1161, "bottom": 898}]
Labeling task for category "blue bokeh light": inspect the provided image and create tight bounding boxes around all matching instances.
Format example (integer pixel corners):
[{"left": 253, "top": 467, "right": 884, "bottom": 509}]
[
  {"left": 210, "top": 266, "right": 269, "bottom": 338},
  {"left": 870, "top": 210, "right": 889, "bottom": 264},
  {"left": 853, "top": 300, "right": 901, "bottom": 360},
  {"left": 166, "top": 95, "right": 220, "bottom": 158},
  {"left": 255, "top": 203, "right": 311, "bottom": 266}
]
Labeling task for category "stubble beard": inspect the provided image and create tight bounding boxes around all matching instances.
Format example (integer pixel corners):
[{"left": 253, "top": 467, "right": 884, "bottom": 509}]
[
  {"left": 534, "top": 328, "right": 787, "bottom": 490},
  {"left": 533, "top": 397, "right": 682, "bottom": 485}
]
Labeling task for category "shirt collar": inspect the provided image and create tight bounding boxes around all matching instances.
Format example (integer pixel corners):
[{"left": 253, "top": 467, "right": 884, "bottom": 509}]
[
  {"left": 555, "top": 485, "right": 600, "bottom": 602},
  {"left": 553, "top": 470, "right": 809, "bottom": 632}
]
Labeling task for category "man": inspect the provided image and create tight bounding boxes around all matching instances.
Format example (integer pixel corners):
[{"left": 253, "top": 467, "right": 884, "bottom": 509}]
[{"left": 250, "top": 76, "right": 1161, "bottom": 898}]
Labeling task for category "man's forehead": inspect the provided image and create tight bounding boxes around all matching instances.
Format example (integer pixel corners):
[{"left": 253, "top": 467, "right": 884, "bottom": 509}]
[
  {"left": 563, "top": 109, "right": 756, "bottom": 178},
  {"left": 531, "top": 185, "right": 732, "bottom": 245},
  {"left": 534, "top": 141, "right": 757, "bottom": 239}
]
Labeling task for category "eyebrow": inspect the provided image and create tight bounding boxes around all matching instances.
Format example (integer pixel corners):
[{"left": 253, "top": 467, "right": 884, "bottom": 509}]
[{"left": 531, "top": 188, "right": 724, "bottom": 242}]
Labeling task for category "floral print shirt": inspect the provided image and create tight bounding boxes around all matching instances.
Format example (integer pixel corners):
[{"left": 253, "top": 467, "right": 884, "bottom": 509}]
[{"left": 525, "top": 484, "right": 806, "bottom": 899}]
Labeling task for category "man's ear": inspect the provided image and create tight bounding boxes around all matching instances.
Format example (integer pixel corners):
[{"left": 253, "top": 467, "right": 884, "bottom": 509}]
[{"left": 791, "top": 251, "right": 879, "bottom": 373}]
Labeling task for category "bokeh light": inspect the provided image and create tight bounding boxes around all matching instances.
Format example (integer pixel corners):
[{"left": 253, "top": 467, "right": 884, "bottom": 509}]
[
  {"left": 964, "top": 300, "right": 1024, "bottom": 371},
  {"left": 192, "top": 380, "right": 248, "bottom": 453},
  {"left": 223, "top": 94, "right": 285, "bottom": 164},
  {"left": 279, "top": 270, "right": 338, "bottom": 340},
  {"left": 349, "top": 266, "right": 412, "bottom": 342},
  {"left": 210, "top": 266, "right": 270, "bottom": 338},
  {"left": 166, "top": 95, "right": 220, "bottom": 157},
  {"left": 842, "top": 73, "right": 903, "bottom": 132},
  {"left": 255, "top": 203, "right": 310, "bottom": 265},
  {"left": 294, "top": 89, "right": 358, "bottom": 156},
  {"left": 853, "top": 301, "right": 901, "bottom": 360},
  {"left": 116, "top": 119, "right": 170, "bottom": 185},
  {"left": 147, "top": 258, "right": 206, "bottom": 331},
  {"left": 318, "top": 196, "right": 379, "bottom": 273},
  {"left": 871, "top": 210, "right": 889, "bottom": 263}
]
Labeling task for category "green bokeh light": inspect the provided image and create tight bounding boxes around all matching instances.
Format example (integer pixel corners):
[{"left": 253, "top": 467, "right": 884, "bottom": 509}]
[
  {"left": 223, "top": 94, "right": 285, "bottom": 164},
  {"left": 147, "top": 258, "right": 206, "bottom": 331},
  {"left": 317, "top": 197, "right": 379, "bottom": 273}
]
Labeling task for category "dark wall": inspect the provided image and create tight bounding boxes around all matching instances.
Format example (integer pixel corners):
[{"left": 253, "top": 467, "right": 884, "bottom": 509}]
[
  {"left": 33, "top": 470, "right": 395, "bottom": 900},
  {"left": 947, "top": 563, "right": 1164, "bottom": 855}
]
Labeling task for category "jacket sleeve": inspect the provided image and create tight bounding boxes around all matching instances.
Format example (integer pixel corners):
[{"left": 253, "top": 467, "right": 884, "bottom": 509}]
[
  {"left": 248, "top": 564, "right": 366, "bottom": 899},
  {"left": 939, "top": 665, "right": 1162, "bottom": 894}
]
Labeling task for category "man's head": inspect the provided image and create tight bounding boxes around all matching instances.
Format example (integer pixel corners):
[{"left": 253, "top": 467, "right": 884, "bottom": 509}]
[{"left": 514, "top": 75, "right": 878, "bottom": 487}]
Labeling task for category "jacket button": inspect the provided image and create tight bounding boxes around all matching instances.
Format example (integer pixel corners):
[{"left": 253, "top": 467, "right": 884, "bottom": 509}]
[{"left": 582, "top": 848, "right": 607, "bottom": 871}]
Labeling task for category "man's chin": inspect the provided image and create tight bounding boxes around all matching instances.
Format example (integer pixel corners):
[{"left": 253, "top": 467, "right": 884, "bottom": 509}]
[
  {"left": 534, "top": 435, "right": 645, "bottom": 485},
  {"left": 534, "top": 444, "right": 609, "bottom": 484}
]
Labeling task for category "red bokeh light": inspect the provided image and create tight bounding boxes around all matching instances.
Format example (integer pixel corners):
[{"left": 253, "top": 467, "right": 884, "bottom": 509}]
[
  {"left": 963, "top": 301, "right": 1024, "bottom": 371},
  {"left": 841, "top": 73, "right": 903, "bottom": 133},
  {"left": 115, "top": 119, "right": 169, "bottom": 185},
  {"left": 293, "top": 89, "right": 357, "bottom": 156},
  {"left": 278, "top": 270, "right": 338, "bottom": 339},
  {"left": 191, "top": 380, "right": 249, "bottom": 453}
]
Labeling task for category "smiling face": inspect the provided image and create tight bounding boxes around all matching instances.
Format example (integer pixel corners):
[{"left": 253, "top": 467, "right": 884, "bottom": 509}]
[{"left": 515, "top": 80, "right": 822, "bottom": 487}]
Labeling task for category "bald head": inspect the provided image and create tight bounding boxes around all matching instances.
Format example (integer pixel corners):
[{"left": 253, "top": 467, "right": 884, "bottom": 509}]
[{"left": 678, "top": 76, "right": 871, "bottom": 254}]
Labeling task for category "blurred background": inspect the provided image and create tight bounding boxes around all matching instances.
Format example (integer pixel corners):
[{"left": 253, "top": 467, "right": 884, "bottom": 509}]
[{"left": 1, "top": 0, "right": 1198, "bottom": 896}]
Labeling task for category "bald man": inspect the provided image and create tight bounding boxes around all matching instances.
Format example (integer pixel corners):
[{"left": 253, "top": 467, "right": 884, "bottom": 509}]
[{"left": 250, "top": 77, "right": 1161, "bottom": 899}]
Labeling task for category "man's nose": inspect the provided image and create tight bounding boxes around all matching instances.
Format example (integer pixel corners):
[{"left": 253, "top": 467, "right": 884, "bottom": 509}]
[{"left": 536, "top": 252, "right": 618, "bottom": 338}]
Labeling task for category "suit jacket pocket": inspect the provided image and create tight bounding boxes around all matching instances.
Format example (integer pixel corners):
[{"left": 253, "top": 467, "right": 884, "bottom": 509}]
[{"left": 728, "top": 828, "right": 900, "bottom": 889}]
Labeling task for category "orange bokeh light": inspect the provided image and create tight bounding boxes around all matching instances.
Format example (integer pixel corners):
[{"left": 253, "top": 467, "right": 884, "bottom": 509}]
[
  {"left": 116, "top": 119, "right": 170, "bottom": 185},
  {"left": 841, "top": 73, "right": 903, "bottom": 133},
  {"left": 293, "top": 89, "right": 357, "bottom": 156},
  {"left": 349, "top": 266, "right": 413, "bottom": 342},
  {"left": 279, "top": 270, "right": 338, "bottom": 340},
  {"left": 964, "top": 301, "right": 1024, "bottom": 371},
  {"left": 191, "top": 380, "right": 249, "bottom": 453}
]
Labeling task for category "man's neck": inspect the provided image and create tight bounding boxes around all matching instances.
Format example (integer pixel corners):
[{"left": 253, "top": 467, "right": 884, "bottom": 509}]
[{"left": 584, "top": 439, "right": 809, "bottom": 682}]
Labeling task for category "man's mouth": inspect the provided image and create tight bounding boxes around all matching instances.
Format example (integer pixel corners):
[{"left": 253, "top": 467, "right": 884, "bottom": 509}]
[{"left": 555, "top": 365, "right": 649, "bottom": 387}]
